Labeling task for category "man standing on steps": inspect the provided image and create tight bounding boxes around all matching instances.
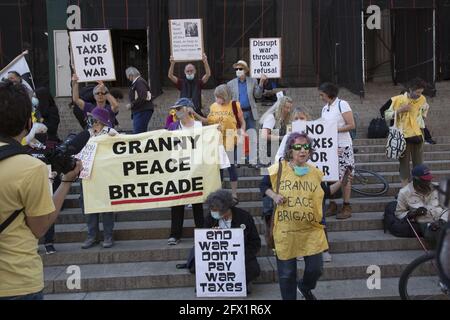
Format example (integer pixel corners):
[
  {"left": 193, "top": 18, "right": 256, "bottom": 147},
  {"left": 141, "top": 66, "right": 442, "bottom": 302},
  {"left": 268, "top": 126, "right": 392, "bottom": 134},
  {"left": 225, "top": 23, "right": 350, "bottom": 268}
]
[
  {"left": 168, "top": 54, "right": 211, "bottom": 117},
  {"left": 125, "top": 67, "right": 154, "bottom": 134},
  {"left": 227, "top": 60, "right": 267, "bottom": 166}
]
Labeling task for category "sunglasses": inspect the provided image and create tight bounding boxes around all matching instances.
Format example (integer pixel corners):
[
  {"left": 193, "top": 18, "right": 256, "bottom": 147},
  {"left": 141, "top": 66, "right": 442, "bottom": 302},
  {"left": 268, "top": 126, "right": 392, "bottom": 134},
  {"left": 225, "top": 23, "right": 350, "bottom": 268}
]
[
  {"left": 291, "top": 143, "right": 311, "bottom": 151},
  {"left": 235, "top": 68, "right": 244, "bottom": 71},
  {"left": 95, "top": 92, "right": 107, "bottom": 96}
]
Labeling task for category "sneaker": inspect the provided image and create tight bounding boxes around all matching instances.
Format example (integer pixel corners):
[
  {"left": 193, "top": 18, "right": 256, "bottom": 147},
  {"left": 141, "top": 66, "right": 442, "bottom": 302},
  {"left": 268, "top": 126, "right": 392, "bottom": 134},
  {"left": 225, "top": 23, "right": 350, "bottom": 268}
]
[
  {"left": 426, "top": 139, "right": 437, "bottom": 145},
  {"left": 102, "top": 238, "right": 114, "bottom": 249},
  {"left": 81, "top": 237, "right": 98, "bottom": 249},
  {"left": 323, "top": 251, "right": 332, "bottom": 263},
  {"left": 325, "top": 201, "right": 338, "bottom": 217},
  {"left": 297, "top": 285, "right": 317, "bottom": 300},
  {"left": 168, "top": 237, "right": 180, "bottom": 246},
  {"left": 336, "top": 204, "right": 352, "bottom": 220},
  {"left": 296, "top": 256, "right": 304, "bottom": 261},
  {"left": 44, "top": 244, "right": 56, "bottom": 255}
]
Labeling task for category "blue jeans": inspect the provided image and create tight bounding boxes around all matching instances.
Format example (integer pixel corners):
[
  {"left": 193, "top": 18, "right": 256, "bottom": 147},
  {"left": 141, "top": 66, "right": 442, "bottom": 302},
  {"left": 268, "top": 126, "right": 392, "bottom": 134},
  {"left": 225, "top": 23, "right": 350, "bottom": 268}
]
[
  {"left": 276, "top": 253, "right": 323, "bottom": 300},
  {"left": 243, "top": 110, "right": 256, "bottom": 130},
  {"left": 0, "top": 290, "right": 44, "bottom": 300},
  {"left": 44, "top": 224, "right": 55, "bottom": 244},
  {"left": 133, "top": 110, "right": 153, "bottom": 134}
]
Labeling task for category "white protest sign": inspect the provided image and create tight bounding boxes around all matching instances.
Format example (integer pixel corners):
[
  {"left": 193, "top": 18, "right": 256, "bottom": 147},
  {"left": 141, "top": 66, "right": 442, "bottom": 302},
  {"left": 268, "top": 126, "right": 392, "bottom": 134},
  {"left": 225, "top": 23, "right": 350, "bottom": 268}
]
[
  {"left": 250, "top": 38, "right": 282, "bottom": 78},
  {"left": 276, "top": 120, "right": 338, "bottom": 181},
  {"left": 69, "top": 30, "right": 116, "bottom": 82},
  {"left": 169, "top": 19, "right": 204, "bottom": 62},
  {"left": 195, "top": 229, "right": 247, "bottom": 298},
  {"left": 75, "top": 142, "right": 98, "bottom": 180}
]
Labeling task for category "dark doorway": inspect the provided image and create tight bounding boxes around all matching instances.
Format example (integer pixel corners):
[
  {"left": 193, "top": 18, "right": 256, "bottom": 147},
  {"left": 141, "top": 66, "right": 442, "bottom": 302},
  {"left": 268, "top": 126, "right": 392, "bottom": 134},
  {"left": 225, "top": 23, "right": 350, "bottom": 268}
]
[{"left": 110, "top": 30, "right": 148, "bottom": 87}]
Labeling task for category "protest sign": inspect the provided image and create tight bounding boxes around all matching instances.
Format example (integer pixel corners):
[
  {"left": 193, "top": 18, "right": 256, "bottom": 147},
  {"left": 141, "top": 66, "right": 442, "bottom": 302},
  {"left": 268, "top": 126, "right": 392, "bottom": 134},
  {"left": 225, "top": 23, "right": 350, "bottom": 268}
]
[
  {"left": 169, "top": 19, "right": 204, "bottom": 61},
  {"left": 82, "top": 126, "right": 222, "bottom": 214},
  {"left": 75, "top": 142, "right": 98, "bottom": 180},
  {"left": 276, "top": 120, "right": 338, "bottom": 181},
  {"left": 69, "top": 30, "right": 116, "bottom": 82},
  {"left": 250, "top": 38, "right": 282, "bottom": 78},
  {"left": 195, "top": 229, "right": 247, "bottom": 298}
]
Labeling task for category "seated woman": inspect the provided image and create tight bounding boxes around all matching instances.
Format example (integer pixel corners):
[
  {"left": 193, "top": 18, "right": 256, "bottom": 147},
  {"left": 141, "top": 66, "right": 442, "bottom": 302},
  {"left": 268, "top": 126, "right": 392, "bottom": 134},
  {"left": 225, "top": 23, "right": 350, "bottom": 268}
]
[
  {"left": 204, "top": 189, "right": 261, "bottom": 292},
  {"left": 395, "top": 164, "right": 448, "bottom": 246},
  {"left": 260, "top": 132, "right": 349, "bottom": 300}
]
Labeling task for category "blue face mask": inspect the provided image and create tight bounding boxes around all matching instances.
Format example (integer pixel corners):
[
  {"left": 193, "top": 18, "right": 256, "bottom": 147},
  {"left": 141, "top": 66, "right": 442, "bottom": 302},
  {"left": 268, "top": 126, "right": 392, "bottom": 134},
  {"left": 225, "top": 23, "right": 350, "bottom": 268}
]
[
  {"left": 211, "top": 211, "right": 222, "bottom": 220},
  {"left": 294, "top": 166, "right": 310, "bottom": 177}
]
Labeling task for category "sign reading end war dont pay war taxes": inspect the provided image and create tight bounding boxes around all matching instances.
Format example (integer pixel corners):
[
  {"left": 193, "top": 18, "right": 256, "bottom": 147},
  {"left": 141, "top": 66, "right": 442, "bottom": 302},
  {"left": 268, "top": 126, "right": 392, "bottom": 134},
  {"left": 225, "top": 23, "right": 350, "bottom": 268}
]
[
  {"left": 69, "top": 30, "right": 116, "bottom": 82},
  {"left": 82, "top": 126, "right": 222, "bottom": 214},
  {"left": 195, "top": 229, "right": 247, "bottom": 298},
  {"left": 250, "top": 38, "right": 282, "bottom": 78},
  {"left": 169, "top": 19, "right": 204, "bottom": 62},
  {"left": 292, "top": 120, "right": 339, "bottom": 182}
]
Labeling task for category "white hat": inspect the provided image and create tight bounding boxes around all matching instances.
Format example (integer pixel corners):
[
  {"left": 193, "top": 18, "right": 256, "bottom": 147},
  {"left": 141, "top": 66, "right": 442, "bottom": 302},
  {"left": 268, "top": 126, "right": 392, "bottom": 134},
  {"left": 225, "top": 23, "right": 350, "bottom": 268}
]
[{"left": 232, "top": 60, "right": 249, "bottom": 72}]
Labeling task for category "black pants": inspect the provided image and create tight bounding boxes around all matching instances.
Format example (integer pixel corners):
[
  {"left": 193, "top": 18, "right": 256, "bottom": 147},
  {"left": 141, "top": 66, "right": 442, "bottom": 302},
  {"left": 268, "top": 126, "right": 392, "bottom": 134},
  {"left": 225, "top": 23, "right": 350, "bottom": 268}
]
[
  {"left": 170, "top": 204, "right": 204, "bottom": 240},
  {"left": 43, "top": 176, "right": 61, "bottom": 244}
]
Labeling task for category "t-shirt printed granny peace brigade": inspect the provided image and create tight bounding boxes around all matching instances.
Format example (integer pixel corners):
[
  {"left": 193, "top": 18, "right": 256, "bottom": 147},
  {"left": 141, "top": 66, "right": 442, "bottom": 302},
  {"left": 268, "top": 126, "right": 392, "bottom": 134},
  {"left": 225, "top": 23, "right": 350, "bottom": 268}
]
[
  {"left": 207, "top": 101, "right": 243, "bottom": 151},
  {"left": 268, "top": 161, "right": 328, "bottom": 260},
  {"left": 0, "top": 143, "right": 55, "bottom": 297}
]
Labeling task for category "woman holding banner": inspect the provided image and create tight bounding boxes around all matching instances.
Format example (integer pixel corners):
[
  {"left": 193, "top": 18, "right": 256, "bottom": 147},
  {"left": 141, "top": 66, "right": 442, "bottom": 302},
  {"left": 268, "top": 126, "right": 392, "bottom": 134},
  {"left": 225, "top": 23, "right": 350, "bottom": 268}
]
[
  {"left": 319, "top": 83, "right": 355, "bottom": 220},
  {"left": 194, "top": 84, "right": 245, "bottom": 204},
  {"left": 261, "top": 132, "right": 349, "bottom": 300}
]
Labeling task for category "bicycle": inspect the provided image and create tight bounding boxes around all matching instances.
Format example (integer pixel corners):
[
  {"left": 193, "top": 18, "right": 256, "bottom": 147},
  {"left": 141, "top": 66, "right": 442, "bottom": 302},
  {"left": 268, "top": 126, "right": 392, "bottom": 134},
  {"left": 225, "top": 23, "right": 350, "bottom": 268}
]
[
  {"left": 398, "top": 179, "right": 450, "bottom": 300},
  {"left": 351, "top": 167, "right": 389, "bottom": 197}
]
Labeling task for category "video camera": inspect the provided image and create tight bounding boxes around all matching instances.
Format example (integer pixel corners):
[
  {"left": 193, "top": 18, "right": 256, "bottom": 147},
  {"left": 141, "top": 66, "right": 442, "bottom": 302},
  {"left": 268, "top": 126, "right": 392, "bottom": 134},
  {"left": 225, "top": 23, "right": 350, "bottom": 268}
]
[{"left": 30, "top": 130, "right": 90, "bottom": 175}]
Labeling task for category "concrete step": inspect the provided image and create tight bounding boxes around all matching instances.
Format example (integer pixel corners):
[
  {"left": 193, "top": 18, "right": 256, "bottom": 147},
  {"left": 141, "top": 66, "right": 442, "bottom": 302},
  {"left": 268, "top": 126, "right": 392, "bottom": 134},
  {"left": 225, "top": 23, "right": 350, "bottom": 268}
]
[
  {"left": 352, "top": 137, "right": 450, "bottom": 146},
  {"left": 354, "top": 151, "right": 450, "bottom": 162},
  {"left": 43, "top": 250, "right": 429, "bottom": 294},
  {"left": 44, "top": 276, "right": 448, "bottom": 300},
  {"left": 355, "top": 160, "right": 450, "bottom": 172}
]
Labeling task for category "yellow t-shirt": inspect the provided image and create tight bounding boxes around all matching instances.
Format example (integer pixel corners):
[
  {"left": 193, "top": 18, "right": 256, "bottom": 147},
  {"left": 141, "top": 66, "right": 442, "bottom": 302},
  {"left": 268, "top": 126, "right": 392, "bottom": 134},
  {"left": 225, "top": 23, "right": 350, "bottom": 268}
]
[
  {"left": 207, "top": 101, "right": 242, "bottom": 151},
  {"left": 268, "top": 161, "right": 328, "bottom": 260},
  {"left": 390, "top": 94, "right": 426, "bottom": 138},
  {"left": 0, "top": 142, "right": 55, "bottom": 297}
]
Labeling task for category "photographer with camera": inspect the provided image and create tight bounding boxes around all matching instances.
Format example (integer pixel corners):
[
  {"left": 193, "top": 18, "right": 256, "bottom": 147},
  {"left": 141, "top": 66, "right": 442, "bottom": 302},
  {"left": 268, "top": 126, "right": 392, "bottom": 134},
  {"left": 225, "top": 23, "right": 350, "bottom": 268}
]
[
  {"left": 395, "top": 164, "right": 448, "bottom": 247},
  {"left": 0, "top": 82, "right": 82, "bottom": 300}
]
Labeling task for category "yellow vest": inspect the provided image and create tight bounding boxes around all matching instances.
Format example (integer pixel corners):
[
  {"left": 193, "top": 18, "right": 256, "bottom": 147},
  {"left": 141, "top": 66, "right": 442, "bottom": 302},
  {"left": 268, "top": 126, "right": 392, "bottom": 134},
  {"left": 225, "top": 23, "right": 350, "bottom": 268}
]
[
  {"left": 391, "top": 94, "right": 426, "bottom": 138},
  {"left": 268, "top": 161, "right": 329, "bottom": 260},
  {"left": 207, "top": 102, "right": 241, "bottom": 151}
]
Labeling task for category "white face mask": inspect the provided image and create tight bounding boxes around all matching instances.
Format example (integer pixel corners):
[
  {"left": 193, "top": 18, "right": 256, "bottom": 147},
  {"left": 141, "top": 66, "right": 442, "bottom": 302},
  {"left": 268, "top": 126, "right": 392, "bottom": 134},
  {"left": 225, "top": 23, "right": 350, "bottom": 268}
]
[
  {"left": 236, "top": 70, "right": 245, "bottom": 78},
  {"left": 211, "top": 211, "right": 222, "bottom": 220},
  {"left": 186, "top": 73, "right": 195, "bottom": 81}
]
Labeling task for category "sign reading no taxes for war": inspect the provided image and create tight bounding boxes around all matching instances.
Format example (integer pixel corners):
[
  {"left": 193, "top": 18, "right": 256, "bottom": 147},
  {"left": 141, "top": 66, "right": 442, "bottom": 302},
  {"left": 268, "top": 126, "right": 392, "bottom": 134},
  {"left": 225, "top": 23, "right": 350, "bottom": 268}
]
[
  {"left": 169, "top": 19, "right": 204, "bottom": 62},
  {"left": 70, "top": 30, "right": 116, "bottom": 82},
  {"left": 195, "top": 229, "right": 247, "bottom": 298},
  {"left": 250, "top": 38, "right": 282, "bottom": 78}
]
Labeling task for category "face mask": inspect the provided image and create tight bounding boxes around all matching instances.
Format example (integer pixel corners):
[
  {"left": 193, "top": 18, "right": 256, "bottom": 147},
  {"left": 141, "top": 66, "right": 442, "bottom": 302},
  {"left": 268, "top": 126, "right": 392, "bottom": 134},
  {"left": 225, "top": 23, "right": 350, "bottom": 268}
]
[
  {"left": 176, "top": 110, "right": 187, "bottom": 119},
  {"left": 186, "top": 73, "right": 195, "bottom": 81},
  {"left": 294, "top": 166, "right": 310, "bottom": 177},
  {"left": 211, "top": 211, "right": 222, "bottom": 220},
  {"left": 236, "top": 70, "right": 245, "bottom": 78}
]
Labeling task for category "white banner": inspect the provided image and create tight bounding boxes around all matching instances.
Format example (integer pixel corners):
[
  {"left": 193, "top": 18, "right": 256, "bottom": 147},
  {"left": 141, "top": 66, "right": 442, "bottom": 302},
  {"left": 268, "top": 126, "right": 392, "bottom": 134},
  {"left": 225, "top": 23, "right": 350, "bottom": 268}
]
[
  {"left": 276, "top": 120, "right": 339, "bottom": 181},
  {"left": 0, "top": 51, "right": 34, "bottom": 90},
  {"left": 195, "top": 229, "right": 247, "bottom": 298},
  {"left": 250, "top": 38, "right": 282, "bottom": 79},
  {"left": 169, "top": 19, "right": 204, "bottom": 62},
  {"left": 69, "top": 30, "right": 116, "bottom": 82}
]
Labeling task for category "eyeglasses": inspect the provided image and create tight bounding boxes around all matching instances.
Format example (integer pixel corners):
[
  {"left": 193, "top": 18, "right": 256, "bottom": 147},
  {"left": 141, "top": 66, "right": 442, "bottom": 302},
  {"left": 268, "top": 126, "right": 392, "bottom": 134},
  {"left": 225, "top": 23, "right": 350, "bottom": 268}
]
[
  {"left": 235, "top": 68, "right": 244, "bottom": 71},
  {"left": 95, "top": 92, "right": 107, "bottom": 96},
  {"left": 291, "top": 143, "right": 311, "bottom": 151}
]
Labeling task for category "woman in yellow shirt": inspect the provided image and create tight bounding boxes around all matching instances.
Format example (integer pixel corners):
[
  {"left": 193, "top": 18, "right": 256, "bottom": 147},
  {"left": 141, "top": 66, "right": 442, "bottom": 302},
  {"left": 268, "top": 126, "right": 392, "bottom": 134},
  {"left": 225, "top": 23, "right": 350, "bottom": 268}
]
[
  {"left": 195, "top": 84, "right": 245, "bottom": 203},
  {"left": 385, "top": 78, "right": 428, "bottom": 187}
]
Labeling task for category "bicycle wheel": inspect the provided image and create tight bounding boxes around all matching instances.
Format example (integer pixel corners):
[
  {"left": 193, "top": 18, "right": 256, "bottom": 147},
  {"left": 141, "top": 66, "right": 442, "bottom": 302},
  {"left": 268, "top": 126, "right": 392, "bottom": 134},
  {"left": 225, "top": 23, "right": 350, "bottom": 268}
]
[
  {"left": 399, "top": 252, "right": 449, "bottom": 300},
  {"left": 351, "top": 168, "right": 389, "bottom": 197}
]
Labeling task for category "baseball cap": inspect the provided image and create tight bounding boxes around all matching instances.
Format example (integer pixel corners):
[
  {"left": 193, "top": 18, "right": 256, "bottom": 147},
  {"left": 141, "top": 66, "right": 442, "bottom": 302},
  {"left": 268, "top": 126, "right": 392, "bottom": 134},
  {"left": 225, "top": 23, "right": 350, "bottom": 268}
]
[
  {"left": 170, "top": 98, "right": 194, "bottom": 109},
  {"left": 412, "top": 164, "right": 433, "bottom": 181}
]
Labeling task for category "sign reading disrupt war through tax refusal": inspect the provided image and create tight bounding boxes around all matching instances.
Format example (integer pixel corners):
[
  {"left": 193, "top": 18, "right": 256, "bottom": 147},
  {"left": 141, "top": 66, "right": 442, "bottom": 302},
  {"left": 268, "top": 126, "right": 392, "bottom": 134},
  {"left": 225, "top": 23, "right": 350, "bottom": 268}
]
[
  {"left": 250, "top": 38, "right": 282, "bottom": 79},
  {"left": 69, "top": 30, "right": 116, "bottom": 82},
  {"left": 82, "top": 126, "right": 222, "bottom": 214},
  {"left": 195, "top": 229, "right": 247, "bottom": 298}
]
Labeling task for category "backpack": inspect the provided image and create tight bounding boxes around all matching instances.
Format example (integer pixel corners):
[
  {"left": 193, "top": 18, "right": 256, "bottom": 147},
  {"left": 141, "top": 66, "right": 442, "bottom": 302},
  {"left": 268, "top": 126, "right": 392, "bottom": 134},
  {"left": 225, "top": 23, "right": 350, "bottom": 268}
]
[
  {"left": 338, "top": 100, "right": 357, "bottom": 140},
  {"left": 383, "top": 201, "right": 421, "bottom": 238},
  {"left": 368, "top": 118, "right": 389, "bottom": 139},
  {"left": 0, "top": 143, "right": 28, "bottom": 234}
]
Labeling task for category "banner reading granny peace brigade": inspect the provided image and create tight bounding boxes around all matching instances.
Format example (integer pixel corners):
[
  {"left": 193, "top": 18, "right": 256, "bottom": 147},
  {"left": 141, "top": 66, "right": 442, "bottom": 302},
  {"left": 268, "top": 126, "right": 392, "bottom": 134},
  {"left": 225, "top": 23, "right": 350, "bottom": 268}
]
[{"left": 82, "top": 126, "right": 222, "bottom": 214}]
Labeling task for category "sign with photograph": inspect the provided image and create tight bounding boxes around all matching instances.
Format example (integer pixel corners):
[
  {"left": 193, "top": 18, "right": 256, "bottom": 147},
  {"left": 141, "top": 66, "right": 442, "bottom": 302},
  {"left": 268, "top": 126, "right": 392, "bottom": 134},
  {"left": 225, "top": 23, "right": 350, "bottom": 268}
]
[
  {"left": 250, "top": 38, "right": 282, "bottom": 78},
  {"left": 169, "top": 19, "right": 204, "bottom": 62}
]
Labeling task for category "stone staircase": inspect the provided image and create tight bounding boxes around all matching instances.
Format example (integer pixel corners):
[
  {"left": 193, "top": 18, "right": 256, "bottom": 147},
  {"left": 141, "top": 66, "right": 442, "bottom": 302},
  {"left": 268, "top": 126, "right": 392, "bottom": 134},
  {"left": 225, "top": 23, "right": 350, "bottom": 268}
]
[{"left": 45, "top": 82, "right": 450, "bottom": 300}]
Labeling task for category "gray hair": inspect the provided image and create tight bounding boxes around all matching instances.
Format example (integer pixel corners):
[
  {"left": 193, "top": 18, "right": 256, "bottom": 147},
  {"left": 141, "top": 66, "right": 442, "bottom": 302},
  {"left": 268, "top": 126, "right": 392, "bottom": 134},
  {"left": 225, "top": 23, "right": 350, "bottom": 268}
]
[
  {"left": 214, "top": 84, "right": 232, "bottom": 104},
  {"left": 93, "top": 84, "right": 109, "bottom": 95},
  {"left": 205, "top": 189, "right": 234, "bottom": 212},
  {"left": 125, "top": 66, "right": 141, "bottom": 79}
]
